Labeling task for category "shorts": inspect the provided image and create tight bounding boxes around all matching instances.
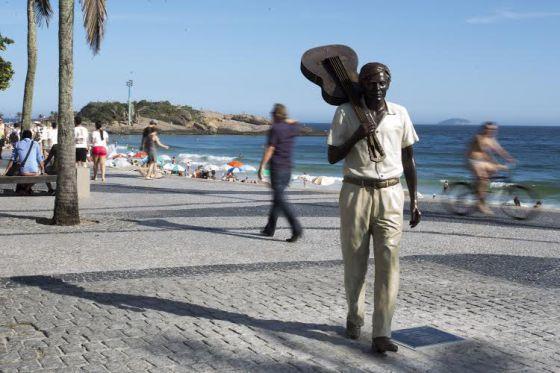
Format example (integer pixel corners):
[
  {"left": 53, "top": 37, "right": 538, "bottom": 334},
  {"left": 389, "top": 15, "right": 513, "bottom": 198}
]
[
  {"left": 91, "top": 146, "right": 107, "bottom": 157},
  {"left": 76, "top": 148, "right": 88, "bottom": 162}
]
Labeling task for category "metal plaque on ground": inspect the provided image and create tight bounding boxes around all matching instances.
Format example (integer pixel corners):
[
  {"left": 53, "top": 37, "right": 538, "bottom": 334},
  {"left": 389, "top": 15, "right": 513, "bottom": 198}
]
[{"left": 392, "top": 326, "right": 464, "bottom": 348}]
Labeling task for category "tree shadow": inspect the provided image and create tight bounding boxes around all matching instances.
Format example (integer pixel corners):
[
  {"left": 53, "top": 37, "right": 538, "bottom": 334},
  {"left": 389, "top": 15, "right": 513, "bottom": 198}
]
[
  {"left": 9, "top": 275, "right": 347, "bottom": 346},
  {"left": 403, "top": 254, "right": 560, "bottom": 288},
  {"left": 124, "top": 218, "right": 285, "bottom": 242}
]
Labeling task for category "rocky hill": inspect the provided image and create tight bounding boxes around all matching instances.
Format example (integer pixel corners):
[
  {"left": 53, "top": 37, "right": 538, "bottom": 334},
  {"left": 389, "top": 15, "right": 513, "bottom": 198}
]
[{"left": 77, "top": 100, "right": 316, "bottom": 135}]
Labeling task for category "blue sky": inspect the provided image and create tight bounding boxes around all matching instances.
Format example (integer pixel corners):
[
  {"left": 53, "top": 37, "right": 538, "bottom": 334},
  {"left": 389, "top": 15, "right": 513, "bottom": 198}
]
[{"left": 1, "top": 0, "right": 559, "bottom": 125}]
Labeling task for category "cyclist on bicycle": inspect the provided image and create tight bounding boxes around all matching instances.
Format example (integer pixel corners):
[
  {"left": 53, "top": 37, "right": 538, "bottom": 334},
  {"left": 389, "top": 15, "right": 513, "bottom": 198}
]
[{"left": 467, "top": 122, "right": 516, "bottom": 214}]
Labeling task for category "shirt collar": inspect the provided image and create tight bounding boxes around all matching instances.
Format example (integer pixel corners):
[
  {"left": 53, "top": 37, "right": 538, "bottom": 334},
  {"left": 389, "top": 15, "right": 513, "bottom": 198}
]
[{"left": 359, "top": 98, "right": 396, "bottom": 115}]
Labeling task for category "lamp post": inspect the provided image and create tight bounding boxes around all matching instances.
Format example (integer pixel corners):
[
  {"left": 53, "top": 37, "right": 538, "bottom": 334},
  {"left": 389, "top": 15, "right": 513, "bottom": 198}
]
[{"left": 126, "top": 80, "right": 133, "bottom": 125}]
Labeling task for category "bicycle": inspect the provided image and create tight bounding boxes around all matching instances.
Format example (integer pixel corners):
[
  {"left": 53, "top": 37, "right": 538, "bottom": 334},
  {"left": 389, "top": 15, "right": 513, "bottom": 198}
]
[{"left": 443, "top": 171, "right": 541, "bottom": 220}]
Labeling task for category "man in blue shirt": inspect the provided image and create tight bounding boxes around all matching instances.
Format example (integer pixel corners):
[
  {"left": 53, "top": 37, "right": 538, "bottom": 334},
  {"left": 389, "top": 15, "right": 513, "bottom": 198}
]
[{"left": 4, "top": 129, "right": 44, "bottom": 194}]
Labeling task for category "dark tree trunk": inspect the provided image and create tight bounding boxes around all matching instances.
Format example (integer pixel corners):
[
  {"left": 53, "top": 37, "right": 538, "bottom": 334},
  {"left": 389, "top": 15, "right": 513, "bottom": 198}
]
[
  {"left": 21, "top": 0, "right": 37, "bottom": 131},
  {"left": 53, "top": 0, "right": 80, "bottom": 225}
]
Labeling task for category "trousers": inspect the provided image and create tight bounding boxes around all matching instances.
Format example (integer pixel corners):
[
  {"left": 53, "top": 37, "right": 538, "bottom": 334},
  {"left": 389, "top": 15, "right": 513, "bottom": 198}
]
[
  {"left": 339, "top": 181, "right": 404, "bottom": 338},
  {"left": 264, "top": 169, "right": 302, "bottom": 235}
]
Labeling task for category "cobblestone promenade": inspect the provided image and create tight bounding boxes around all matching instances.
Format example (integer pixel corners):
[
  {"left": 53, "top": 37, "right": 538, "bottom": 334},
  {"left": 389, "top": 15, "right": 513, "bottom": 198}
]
[{"left": 1, "top": 173, "right": 559, "bottom": 372}]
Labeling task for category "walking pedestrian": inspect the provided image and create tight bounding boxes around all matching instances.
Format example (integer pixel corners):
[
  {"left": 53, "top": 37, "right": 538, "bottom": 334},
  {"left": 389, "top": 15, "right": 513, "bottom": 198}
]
[
  {"left": 74, "top": 116, "right": 89, "bottom": 167},
  {"left": 144, "top": 127, "right": 169, "bottom": 180},
  {"left": 258, "top": 103, "right": 303, "bottom": 242},
  {"left": 90, "top": 121, "right": 109, "bottom": 182}
]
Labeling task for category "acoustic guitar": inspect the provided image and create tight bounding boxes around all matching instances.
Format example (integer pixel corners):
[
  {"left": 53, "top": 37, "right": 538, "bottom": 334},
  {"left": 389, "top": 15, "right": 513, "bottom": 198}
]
[{"left": 301, "top": 44, "right": 386, "bottom": 162}]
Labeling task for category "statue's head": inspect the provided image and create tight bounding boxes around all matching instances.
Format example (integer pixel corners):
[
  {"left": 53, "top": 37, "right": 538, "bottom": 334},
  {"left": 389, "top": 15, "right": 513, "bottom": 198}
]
[{"left": 359, "top": 62, "right": 391, "bottom": 103}]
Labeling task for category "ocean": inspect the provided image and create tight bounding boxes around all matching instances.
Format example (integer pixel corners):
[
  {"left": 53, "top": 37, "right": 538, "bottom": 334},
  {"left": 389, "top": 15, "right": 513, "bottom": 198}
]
[{"left": 111, "top": 124, "right": 560, "bottom": 207}]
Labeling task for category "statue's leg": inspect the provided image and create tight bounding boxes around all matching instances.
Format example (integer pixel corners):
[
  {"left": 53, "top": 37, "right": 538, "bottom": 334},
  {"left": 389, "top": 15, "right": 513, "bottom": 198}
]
[
  {"left": 339, "top": 182, "right": 373, "bottom": 328},
  {"left": 371, "top": 183, "right": 404, "bottom": 338}
]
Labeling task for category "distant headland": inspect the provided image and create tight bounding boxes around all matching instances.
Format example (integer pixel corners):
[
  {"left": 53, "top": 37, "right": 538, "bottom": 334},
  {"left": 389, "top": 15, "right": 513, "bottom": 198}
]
[
  {"left": 437, "top": 118, "right": 472, "bottom": 125},
  {"left": 75, "top": 100, "right": 319, "bottom": 136}
]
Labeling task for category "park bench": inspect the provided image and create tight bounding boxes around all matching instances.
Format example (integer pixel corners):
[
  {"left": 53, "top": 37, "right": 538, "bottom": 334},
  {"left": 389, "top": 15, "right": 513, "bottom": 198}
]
[{"left": 0, "top": 167, "right": 90, "bottom": 198}]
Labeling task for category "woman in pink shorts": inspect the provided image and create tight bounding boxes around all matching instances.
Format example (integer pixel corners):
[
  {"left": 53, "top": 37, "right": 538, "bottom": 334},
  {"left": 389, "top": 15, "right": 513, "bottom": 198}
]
[{"left": 90, "top": 121, "right": 109, "bottom": 182}]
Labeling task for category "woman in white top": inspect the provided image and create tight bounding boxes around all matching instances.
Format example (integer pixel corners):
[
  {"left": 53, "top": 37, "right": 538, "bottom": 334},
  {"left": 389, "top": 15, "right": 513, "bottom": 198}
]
[{"left": 90, "top": 121, "right": 109, "bottom": 182}]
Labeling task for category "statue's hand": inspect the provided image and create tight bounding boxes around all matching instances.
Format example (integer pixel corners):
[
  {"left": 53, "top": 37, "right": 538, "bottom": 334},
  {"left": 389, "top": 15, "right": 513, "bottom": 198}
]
[{"left": 409, "top": 203, "right": 421, "bottom": 228}]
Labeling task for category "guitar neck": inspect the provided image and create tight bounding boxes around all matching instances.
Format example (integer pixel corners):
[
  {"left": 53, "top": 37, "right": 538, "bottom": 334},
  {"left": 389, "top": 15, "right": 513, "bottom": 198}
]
[{"left": 325, "top": 57, "right": 370, "bottom": 124}]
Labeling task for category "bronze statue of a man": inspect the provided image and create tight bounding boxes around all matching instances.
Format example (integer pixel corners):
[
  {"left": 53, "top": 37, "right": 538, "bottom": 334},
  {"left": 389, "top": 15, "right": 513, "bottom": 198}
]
[{"left": 327, "top": 62, "right": 421, "bottom": 354}]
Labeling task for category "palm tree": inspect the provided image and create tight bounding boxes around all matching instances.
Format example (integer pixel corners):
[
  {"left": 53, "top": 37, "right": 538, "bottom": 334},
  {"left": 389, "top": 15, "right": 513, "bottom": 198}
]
[
  {"left": 53, "top": 0, "right": 106, "bottom": 225},
  {"left": 21, "top": 0, "right": 53, "bottom": 131}
]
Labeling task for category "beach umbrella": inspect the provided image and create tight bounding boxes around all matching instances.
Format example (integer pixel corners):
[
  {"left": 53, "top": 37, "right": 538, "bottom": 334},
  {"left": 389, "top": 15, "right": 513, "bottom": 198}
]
[
  {"left": 227, "top": 160, "right": 244, "bottom": 168},
  {"left": 227, "top": 167, "right": 241, "bottom": 174},
  {"left": 312, "top": 176, "right": 335, "bottom": 186},
  {"left": 163, "top": 163, "right": 186, "bottom": 173},
  {"left": 158, "top": 154, "right": 172, "bottom": 162},
  {"left": 132, "top": 151, "right": 147, "bottom": 158},
  {"left": 204, "top": 164, "right": 220, "bottom": 171}
]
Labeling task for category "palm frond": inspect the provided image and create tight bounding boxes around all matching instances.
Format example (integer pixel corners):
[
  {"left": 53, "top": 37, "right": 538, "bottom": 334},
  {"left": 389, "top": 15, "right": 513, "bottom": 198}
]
[
  {"left": 80, "top": 0, "right": 107, "bottom": 54},
  {"left": 34, "top": 0, "right": 53, "bottom": 27}
]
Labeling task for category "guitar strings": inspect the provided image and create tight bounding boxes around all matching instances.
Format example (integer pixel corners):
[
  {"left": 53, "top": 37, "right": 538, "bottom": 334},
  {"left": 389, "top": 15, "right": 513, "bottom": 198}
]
[{"left": 328, "top": 57, "right": 385, "bottom": 159}]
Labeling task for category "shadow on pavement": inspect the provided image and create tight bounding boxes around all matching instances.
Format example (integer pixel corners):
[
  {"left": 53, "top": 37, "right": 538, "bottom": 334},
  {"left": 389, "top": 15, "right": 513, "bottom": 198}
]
[
  {"left": 10, "top": 275, "right": 347, "bottom": 344},
  {"left": 404, "top": 254, "right": 560, "bottom": 288}
]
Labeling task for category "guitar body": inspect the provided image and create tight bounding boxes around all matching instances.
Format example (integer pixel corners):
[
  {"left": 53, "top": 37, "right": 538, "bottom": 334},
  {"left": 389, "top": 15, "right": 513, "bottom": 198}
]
[{"left": 301, "top": 44, "right": 360, "bottom": 106}]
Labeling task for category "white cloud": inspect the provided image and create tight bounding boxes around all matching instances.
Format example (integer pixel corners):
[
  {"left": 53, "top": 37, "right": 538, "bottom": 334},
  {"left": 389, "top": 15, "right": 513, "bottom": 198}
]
[{"left": 466, "top": 10, "right": 560, "bottom": 24}]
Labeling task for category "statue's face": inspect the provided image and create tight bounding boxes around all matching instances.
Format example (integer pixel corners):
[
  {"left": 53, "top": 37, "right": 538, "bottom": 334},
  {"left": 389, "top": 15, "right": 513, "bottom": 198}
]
[{"left": 360, "top": 72, "right": 390, "bottom": 103}]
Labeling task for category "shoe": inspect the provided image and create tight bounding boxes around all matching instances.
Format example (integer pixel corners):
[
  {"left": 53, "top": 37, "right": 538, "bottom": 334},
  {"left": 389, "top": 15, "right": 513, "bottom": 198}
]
[
  {"left": 286, "top": 231, "right": 302, "bottom": 243},
  {"left": 260, "top": 229, "right": 274, "bottom": 237},
  {"left": 372, "top": 337, "right": 398, "bottom": 354},
  {"left": 346, "top": 321, "right": 361, "bottom": 340}
]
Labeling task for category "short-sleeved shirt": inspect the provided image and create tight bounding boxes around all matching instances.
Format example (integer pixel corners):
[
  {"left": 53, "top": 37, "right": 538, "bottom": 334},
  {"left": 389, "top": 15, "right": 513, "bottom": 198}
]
[
  {"left": 12, "top": 138, "right": 43, "bottom": 174},
  {"left": 327, "top": 101, "right": 419, "bottom": 180},
  {"left": 267, "top": 121, "right": 299, "bottom": 171},
  {"left": 48, "top": 128, "right": 58, "bottom": 147},
  {"left": 91, "top": 130, "right": 109, "bottom": 147},
  {"left": 74, "top": 126, "right": 88, "bottom": 148}
]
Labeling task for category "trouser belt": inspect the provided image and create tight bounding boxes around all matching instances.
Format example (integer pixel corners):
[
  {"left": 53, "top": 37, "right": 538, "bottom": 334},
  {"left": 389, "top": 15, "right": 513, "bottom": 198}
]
[{"left": 343, "top": 176, "right": 400, "bottom": 189}]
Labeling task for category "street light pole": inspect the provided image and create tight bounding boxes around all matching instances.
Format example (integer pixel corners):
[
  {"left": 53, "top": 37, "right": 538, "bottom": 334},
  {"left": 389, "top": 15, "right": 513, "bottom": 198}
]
[{"left": 126, "top": 80, "right": 133, "bottom": 126}]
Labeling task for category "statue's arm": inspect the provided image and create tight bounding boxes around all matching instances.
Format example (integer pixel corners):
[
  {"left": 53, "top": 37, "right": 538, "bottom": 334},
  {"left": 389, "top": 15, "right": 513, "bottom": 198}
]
[
  {"left": 327, "top": 127, "right": 365, "bottom": 164},
  {"left": 402, "top": 145, "right": 421, "bottom": 227}
]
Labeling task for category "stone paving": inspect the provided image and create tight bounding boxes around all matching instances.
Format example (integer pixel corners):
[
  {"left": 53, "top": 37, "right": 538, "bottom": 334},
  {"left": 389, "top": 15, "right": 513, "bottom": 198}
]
[
  {"left": 1, "top": 171, "right": 559, "bottom": 372},
  {"left": 1, "top": 257, "right": 559, "bottom": 372}
]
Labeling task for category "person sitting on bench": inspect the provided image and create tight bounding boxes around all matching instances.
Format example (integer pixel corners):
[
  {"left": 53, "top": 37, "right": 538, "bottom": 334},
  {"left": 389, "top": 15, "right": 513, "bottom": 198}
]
[{"left": 3, "top": 129, "right": 45, "bottom": 195}]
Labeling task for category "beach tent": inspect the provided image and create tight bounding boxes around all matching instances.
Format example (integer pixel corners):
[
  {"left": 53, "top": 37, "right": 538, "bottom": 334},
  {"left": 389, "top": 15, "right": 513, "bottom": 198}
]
[
  {"left": 158, "top": 154, "right": 172, "bottom": 162},
  {"left": 312, "top": 176, "right": 335, "bottom": 186},
  {"left": 163, "top": 163, "right": 186, "bottom": 173}
]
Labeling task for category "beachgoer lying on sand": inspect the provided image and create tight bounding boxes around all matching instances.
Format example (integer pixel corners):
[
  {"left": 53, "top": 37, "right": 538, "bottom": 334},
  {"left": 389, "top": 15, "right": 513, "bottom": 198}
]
[{"left": 467, "top": 122, "right": 515, "bottom": 214}]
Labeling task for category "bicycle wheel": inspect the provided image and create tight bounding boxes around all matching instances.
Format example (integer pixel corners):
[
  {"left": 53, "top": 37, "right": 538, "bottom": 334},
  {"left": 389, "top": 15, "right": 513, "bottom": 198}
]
[
  {"left": 443, "top": 182, "right": 477, "bottom": 216},
  {"left": 499, "top": 184, "right": 540, "bottom": 220}
]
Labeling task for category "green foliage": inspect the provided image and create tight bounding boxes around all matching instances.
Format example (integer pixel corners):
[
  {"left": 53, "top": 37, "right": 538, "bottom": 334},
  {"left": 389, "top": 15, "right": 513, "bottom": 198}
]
[
  {"left": 78, "top": 101, "right": 128, "bottom": 123},
  {"left": 78, "top": 100, "right": 202, "bottom": 126},
  {"left": 134, "top": 100, "right": 202, "bottom": 125},
  {"left": 0, "top": 34, "right": 15, "bottom": 91}
]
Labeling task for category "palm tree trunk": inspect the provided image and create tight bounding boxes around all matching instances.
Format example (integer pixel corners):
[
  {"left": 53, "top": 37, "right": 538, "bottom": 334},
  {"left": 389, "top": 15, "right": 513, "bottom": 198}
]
[
  {"left": 21, "top": 0, "right": 37, "bottom": 131},
  {"left": 53, "top": 0, "right": 80, "bottom": 225}
]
